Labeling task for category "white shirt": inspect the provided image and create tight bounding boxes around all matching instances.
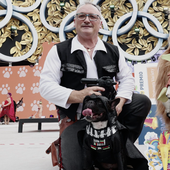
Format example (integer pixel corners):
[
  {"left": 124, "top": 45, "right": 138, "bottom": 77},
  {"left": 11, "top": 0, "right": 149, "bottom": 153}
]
[{"left": 39, "top": 36, "right": 135, "bottom": 111}]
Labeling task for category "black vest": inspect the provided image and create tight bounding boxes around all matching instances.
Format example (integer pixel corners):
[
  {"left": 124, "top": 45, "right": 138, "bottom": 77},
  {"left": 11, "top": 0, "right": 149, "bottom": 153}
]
[{"left": 56, "top": 38, "right": 120, "bottom": 120}]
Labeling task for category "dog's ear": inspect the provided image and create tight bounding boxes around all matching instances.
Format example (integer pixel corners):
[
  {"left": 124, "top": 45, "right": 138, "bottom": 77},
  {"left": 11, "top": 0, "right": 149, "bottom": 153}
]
[
  {"left": 107, "top": 98, "right": 120, "bottom": 123},
  {"left": 82, "top": 95, "right": 91, "bottom": 109},
  {"left": 110, "top": 98, "right": 120, "bottom": 110}
]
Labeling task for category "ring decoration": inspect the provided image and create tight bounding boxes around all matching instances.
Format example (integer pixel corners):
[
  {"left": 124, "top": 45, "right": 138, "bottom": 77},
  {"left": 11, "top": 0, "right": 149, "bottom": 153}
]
[
  {"left": 0, "top": 0, "right": 39, "bottom": 63},
  {"left": 0, "top": 0, "right": 12, "bottom": 29},
  {"left": 0, "top": 8, "right": 38, "bottom": 62},
  {"left": 0, "top": 0, "right": 170, "bottom": 64},
  {"left": 99, "top": 0, "right": 138, "bottom": 36},
  {"left": 142, "top": 0, "right": 169, "bottom": 40},
  {"left": 0, "top": 0, "right": 41, "bottom": 13},
  {"left": 112, "top": 11, "right": 164, "bottom": 61},
  {"left": 111, "top": 0, "right": 170, "bottom": 62}
]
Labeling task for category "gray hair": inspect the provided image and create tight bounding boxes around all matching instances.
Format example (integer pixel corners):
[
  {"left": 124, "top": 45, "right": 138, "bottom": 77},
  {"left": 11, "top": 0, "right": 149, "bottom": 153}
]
[{"left": 76, "top": 1, "right": 101, "bottom": 15}]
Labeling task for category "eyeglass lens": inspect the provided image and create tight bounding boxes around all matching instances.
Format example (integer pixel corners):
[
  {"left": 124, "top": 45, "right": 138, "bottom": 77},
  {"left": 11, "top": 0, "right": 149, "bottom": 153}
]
[{"left": 77, "top": 13, "right": 99, "bottom": 21}]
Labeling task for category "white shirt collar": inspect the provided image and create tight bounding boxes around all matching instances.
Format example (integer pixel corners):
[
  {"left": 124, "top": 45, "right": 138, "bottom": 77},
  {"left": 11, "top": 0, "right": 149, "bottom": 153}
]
[{"left": 71, "top": 35, "right": 107, "bottom": 54}]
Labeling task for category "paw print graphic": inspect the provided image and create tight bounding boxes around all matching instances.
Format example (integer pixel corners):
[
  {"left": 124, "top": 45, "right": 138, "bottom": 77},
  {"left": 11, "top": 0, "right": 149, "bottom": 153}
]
[
  {"left": 33, "top": 66, "right": 42, "bottom": 77},
  {"left": 15, "top": 83, "right": 25, "bottom": 94},
  {"left": 17, "top": 67, "right": 28, "bottom": 77},
  {"left": 47, "top": 102, "right": 56, "bottom": 111},
  {"left": 0, "top": 84, "right": 10, "bottom": 94},
  {"left": 30, "top": 82, "right": 39, "bottom": 94},
  {"left": 30, "top": 100, "right": 39, "bottom": 111},
  {"left": 17, "top": 103, "right": 25, "bottom": 112},
  {"left": 2, "top": 68, "right": 13, "bottom": 78}
]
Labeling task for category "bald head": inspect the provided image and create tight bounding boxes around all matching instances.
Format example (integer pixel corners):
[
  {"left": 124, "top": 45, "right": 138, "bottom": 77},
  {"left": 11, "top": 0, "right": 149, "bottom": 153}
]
[{"left": 76, "top": 1, "right": 101, "bottom": 17}]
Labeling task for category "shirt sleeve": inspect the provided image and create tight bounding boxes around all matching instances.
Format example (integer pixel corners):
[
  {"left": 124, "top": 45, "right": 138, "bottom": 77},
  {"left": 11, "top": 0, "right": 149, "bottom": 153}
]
[
  {"left": 39, "top": 45, "right": 73, "bottom": 108},
  {"left": 115, "top": 49, "right": 135, "bottom": 104}
]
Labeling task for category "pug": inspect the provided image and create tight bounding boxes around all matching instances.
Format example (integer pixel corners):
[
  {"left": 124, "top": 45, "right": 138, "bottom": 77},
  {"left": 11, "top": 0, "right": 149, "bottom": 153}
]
[
  {"left": 81, "top": 94, "right": 126, "bottom": 170},
  {"left": 80, "top": 94, "right": 149, "bottom": 170}
]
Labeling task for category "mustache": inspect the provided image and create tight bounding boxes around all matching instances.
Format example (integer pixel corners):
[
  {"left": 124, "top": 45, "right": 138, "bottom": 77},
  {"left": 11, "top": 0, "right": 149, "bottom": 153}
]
[{"left": 81, "top": 23, "right": 93, "bottom": 27}]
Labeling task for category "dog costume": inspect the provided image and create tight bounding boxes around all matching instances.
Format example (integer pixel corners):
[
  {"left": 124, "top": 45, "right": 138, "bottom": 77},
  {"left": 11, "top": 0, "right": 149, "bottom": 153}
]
[{"left": 79, "top": 94, "right": 149, "bottom": 170}]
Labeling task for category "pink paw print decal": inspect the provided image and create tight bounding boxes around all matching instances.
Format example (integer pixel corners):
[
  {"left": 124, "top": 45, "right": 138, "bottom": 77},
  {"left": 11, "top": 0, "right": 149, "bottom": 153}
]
[
  {"left": 2, "top": 68, "right": 13, "bottom": 78},
  {"left": 17, "top": 103, "right": 25, "bottom": 112},
  {"left": 30, "top": 100, "right": 39, "bottom": 111},
  {"left": 47, "top": 102, "right": 56, "bottom": 111},
  {"left": 30, "top": 82, "right": 39, "bottom": 94},
  {"left": 0, "top": 84, "right": 10, "bottom": 94},
  {"left": 15, "top": 83, "right": 25, "bottom": 94},
  {"left": 17, "top": 67, "right": 28, "bottom": 77},
  {"left": 33, "top": 66, "right": 42, "bottom": 77}
]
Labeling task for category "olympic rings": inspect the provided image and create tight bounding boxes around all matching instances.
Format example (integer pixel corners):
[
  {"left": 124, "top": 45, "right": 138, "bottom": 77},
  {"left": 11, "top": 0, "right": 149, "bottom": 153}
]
[
  {"left": 0, "top": 0, "right": 169, "bottom": 62},
  {"left": 114, "top": 0, "right": 138, "bottom": 36},
  {"left": 0, "top": 0, "right": 12, "bottom": 29},
  {"left": 0, "top": 0, "right": 41, "bottom": 13},
  {"left": 59, "top": 0, "right": 137, "bottom": 42},
  {"left": 97, "top": 0, "right": 138, "bottom": 36},
  {"left": 0, "top": 10, "right": 38, "bottom": 62},
  {"left": 40, "top": 0, "right": 73, "bottom": 33},
  {"left": 59, "top": 11, "right": 75, "bottom": 41},
  {"left": 142, "top": 0, "right": 169, "bottom": 40},
  {"left": 112, "top": 11, "right": 163, "bottom": 61}
]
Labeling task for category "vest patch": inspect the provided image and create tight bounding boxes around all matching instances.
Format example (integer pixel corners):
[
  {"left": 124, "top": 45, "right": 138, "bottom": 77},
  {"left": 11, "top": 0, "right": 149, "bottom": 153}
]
[
  {"left": 103, "top": 65, "right": 118, "bottom": 73},
  {"left": 61, "top": 63, "right": 85, "bottom": 74}
]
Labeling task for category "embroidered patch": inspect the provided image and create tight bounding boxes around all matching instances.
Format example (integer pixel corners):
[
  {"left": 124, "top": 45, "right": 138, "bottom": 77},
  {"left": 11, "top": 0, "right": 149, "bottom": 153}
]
[
  {"left": 103, "top": 65, "right": 118, "bottom": 73},
  {"left": 91, "top": 145, "right": 97, "bottom": 150},
  {"left": 61, "top": 63, "right": 84, "bottom": 74},
  {"left": 102, "top": 146, "right": 110, "bottom": 150},
  {"left": 93, "top": 139, "right": 105, "bottom": 146},
  {"left": 91, "top": 142, "right": 110, "bottom": 151}
]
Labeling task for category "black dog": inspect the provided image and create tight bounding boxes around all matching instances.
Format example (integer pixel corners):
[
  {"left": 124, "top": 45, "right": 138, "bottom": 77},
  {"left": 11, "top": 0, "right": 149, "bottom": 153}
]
[{"left": 80, "top": 94, "right": 148, "bottom": 170}]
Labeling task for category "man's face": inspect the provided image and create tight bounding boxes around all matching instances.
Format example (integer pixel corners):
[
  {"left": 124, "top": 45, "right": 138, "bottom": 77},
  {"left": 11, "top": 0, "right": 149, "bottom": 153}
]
[{"left": 74, "top": 4, "right": 102, "bottom": 38}]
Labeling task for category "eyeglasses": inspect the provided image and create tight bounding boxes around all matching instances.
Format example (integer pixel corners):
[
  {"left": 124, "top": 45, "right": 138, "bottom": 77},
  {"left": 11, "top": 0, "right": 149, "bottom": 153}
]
[{"left": 75, "top": 13, "right": 101, "bottom": 21}]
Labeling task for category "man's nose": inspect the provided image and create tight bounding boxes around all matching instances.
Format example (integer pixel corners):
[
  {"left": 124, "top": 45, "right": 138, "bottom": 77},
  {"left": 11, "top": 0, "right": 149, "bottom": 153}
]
[{"left": 84, "top": 15, "right": 91, "bottom": 22}]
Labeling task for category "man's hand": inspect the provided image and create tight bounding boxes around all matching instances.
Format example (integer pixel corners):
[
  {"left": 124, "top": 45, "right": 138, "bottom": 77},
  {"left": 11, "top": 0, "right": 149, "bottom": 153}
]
[
  {"left": 112, "top": 97, "right": 127, "bottom": 116},
  {"left": 67, "top": 86, "right": 105, "bottom": 104}
]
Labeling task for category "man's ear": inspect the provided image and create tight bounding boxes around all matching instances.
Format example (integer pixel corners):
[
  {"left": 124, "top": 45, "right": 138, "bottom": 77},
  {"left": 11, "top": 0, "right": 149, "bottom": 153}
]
[{"left": 100, "top": 20, "right": 102, "bottom": 29}]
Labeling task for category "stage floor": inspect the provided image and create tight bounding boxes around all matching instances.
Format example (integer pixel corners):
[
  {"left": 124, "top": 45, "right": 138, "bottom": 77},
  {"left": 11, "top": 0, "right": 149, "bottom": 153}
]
[{"left": 0, "top": 121, "right": 147, "bottom": 170}]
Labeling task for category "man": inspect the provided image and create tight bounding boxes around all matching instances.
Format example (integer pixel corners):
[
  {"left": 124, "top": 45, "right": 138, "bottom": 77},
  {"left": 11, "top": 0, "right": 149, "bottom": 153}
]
[{"left": 39, "top": 1, "right": 151, "bottom": 169}]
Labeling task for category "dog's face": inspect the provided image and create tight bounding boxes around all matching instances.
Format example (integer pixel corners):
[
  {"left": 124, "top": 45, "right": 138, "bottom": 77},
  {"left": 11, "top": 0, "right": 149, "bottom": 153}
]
[
  {"left": 82, "top": 97, "right": 107, "bottom": 122},
  {"left": 82, "top": 94, "right": 119, "bottom": 122}
]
